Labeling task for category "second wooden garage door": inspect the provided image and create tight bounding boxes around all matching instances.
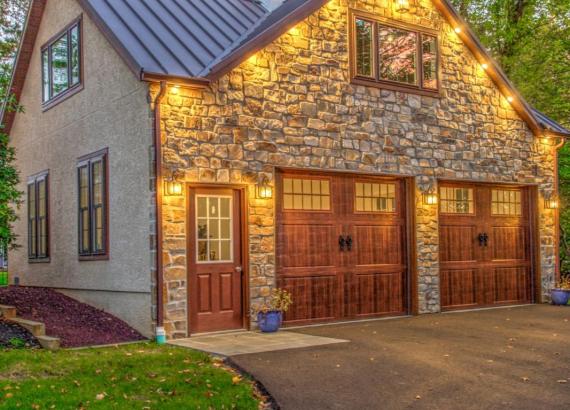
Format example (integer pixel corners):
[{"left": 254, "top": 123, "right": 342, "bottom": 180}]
[
  {"left": 439, "top": 182, "right": 534, "bottom": 310},
  {"left": 276, "top": 171, "right": 409, "bottom": 325}
]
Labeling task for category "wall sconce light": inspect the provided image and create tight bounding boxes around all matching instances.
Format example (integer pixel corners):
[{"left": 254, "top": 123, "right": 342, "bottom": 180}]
[
  {"left": 257, "top": 183, "right": 273, "bottom": 199},
  {"left": 164, "top": 179, "right": 183, "bottom": 196},
  {"left": 422, "top": 191, "right": 438, "bottom": 205},
  {"left": 506, "top": 96, "right": 514, "bottom": 103},
  {"left": 544, "top": 196, "right": 559, "bottom": 210},
  {"left": 454, "top": 27, "right": 462, "bottom": 34},
  {"left": 395, "top": 0, "right": 410, "bottom": 13},
  {"left": 481, "top": 63, "right": 488, "bottom": 70}
]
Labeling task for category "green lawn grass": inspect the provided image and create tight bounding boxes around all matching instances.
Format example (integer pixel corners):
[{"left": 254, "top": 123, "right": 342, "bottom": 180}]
[{"left": 0, "top": 343, "right": 260, "bottom": 409}]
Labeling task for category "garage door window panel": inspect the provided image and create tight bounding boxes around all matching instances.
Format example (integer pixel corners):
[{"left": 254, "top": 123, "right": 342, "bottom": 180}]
[
  {"left": 440, "top": 187, "right": 474, "bottom": 214},
  {"left": 491, "top": 189, "right": 521, "bottom": 216},
  {"left": 355, "top": 182, "right": 396, "bottom": 213},
  {"left": 283, "top": 177, "right": 331, "bottom": 211}
]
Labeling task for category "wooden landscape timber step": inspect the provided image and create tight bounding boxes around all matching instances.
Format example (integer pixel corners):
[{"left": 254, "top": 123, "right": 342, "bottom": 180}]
[
  {"left": 36, "top": 335, "right": 61, "bottom": 351},
  {"left": 0, "top": 303, "right": 60, "bottom": 350},
  {"left": 9, "top": 317, "right": 45, "bottom": 337},
  {"left": 0, "top": 304, "right": 16, "bottom": 319}
]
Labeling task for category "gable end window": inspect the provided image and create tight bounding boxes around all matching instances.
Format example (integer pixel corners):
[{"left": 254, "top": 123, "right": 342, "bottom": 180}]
[
  {"left": 28, "top": 171, "right": 49, "bottom": 261},
  {"left": 351, "top": 12, "right": 439, "bottom": 95},
  {"left": 77, "top": 150, "right": 108, "bottom": 259},
  {"left": 41, "top": 18, "right": 82, "bottom": 106}
]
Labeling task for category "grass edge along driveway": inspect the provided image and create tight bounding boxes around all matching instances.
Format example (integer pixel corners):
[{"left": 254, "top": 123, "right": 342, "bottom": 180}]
[{"left": 0, "top": 343, "right": 262, "bottom": 409}]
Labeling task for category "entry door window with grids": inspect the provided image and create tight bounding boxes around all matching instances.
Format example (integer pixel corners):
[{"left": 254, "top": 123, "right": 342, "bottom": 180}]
[{"left": 196, "top": 196, "right": 233, "bottom": 263}]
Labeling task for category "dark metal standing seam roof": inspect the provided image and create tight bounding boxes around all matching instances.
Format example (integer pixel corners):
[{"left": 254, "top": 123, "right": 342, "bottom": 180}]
[
  {"left": 80, "top": 0, "right": 269, "bottom": 79},
  {"left": 532, "top": 109, "right": 570, "bottom": 135}
]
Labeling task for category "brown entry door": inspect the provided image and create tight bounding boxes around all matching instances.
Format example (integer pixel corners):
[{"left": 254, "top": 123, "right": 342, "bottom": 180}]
[
  {"left": 276, "top": 171, "right": 408, "bottom": 325},
  {"left": 188, "top": 188, "right": 243, "bottom": 333},
  {"left": 439, "top": 183, "right": 533, "bottom": 310}
]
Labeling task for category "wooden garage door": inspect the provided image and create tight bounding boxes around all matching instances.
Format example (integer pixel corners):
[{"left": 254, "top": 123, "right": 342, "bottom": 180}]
[
  {"left": 276, "top": 171, "right": 408, "bottom": 325},
  {"left": 439, "top": 182, "right": 534, "bottom": 310}
]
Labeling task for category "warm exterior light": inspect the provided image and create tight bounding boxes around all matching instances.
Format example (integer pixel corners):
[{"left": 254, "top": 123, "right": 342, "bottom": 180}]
[
  {"left": 247, "top": 54, "right": 257, "bottom": 64},
  {"left": 170, "top": 85, "right": 180, "bottom": 95},
  {"left": 422, "top": 192, "right": 438, "bottom": 205},
  {"left": 481, "top": 63, "right": 488, "bottom": 70},
  {"left": 507, "top": 96, "right": 514, "bottom": 103},
  {"left": 454, "top": 27, "right": 461, "bottom": 33},
  {"left": 257, "top": 183, "right": 273, "bottom": 199},
  {"left": 545, "top": 197, "right": 559, "bottom": 209},
  {"left": 395, "top": 0, "right": 410, "bottom": 13},
  {"left": 288, "top": 27, "right": 300, "bottom": 36},
  {"left": 164, "top": 180, "right": 183, "bottom": 196}
]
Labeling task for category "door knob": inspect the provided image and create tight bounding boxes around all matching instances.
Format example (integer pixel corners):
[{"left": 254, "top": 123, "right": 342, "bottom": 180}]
[{"left": 235, "top": 266, "right": 242, "bottom": 273}]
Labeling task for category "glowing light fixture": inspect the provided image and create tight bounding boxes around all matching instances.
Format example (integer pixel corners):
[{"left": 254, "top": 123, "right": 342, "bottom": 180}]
[
  {"left": 507, "top": 96, "right": 514, "bottom": 103},
  {"left": 422, "top": 192, "right": 438, "bottom": 205},
  {"left": 164, "top": 180, "right": 183, "bottom": 196},
  {"left": 545, "top": 196, "right": 559, "bottom": 209},
  {"left": 288, "top": 27, "right": 300, "bottom": 36},
  {"left": 257, "top": 183, "right": 273, "bottom": 199},
  {"left": 454, "top": 27, "right": 462, "bottom": 33},
  {"left": 481, "top": 63, "right": 488, "bottom": 70},
  {"left": 395, "top": 0, "right": 410, "bottom": 13},
  {"left": 170, "top": 85, "right": 180, "bottom": 95}
]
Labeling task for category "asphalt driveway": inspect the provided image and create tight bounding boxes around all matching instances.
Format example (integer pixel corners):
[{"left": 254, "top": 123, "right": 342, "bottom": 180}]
[{"left": 232, "top": 305, "right": 570, "bottom": 410}]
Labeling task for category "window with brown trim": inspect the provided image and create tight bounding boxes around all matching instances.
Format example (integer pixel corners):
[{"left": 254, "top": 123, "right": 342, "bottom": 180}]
[
  {"left": 28, "top": 171, "right": 49, "bottom": 261},
  {"left": 282, "top": 177, "right": 331, "bottom": 211},
  {"left": 42, "top": 18, "right": 82, "bottom": 105},
  {"left": 77, "top": 150, "right": 108, "bottom": 259},
  {"left": 351, "top": 13, "right": 439, "bottom": 95}
]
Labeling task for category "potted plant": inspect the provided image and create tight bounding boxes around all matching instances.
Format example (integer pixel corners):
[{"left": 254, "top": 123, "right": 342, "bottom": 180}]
[
  {"left": 551, "top": 276, "right": 570, "bottom": 306},
  {"left": 252, "top": 288, "right": 293, "bottom": 333}
]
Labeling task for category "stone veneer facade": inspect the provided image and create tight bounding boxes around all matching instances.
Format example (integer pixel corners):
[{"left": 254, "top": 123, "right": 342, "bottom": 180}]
[{"left": 155, "top": 0, "right": 557, "bottom": 338}]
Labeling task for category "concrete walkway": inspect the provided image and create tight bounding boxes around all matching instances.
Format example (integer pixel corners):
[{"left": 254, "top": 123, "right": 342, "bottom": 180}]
[
  {"left": 231, "top": 305, "right": 570, "bottom": 410},
  {"left": 169, "top": 330, "right": 348, "bottom": 356}
]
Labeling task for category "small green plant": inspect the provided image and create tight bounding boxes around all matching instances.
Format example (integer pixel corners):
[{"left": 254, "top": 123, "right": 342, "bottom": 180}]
[
  {"left": 8, "top": 337, "right": 26, "bottom": 349},
  {"left": 252, "top": 288, "right": 293, "bottom": 315}
]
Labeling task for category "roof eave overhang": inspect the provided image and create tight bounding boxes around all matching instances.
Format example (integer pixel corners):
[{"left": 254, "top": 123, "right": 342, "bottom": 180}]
[{"left": 140, "top": 71, "right": 210, "bottom": 88}]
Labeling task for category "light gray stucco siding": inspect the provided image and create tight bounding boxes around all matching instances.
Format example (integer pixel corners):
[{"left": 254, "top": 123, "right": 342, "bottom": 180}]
[{"left": 8, "top": 0, "right": 154, "bottom": 336}]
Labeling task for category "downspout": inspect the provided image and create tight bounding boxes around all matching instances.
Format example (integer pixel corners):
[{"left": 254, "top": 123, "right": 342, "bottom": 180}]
[
  {"left": 553, "top": 137, "right": 566, "bottom": 281},
  {"left": 152, "top": 81, "right": 168, "bottom": 342}
]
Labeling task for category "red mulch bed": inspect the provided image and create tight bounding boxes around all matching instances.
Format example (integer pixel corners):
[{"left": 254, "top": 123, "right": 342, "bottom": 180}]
[{"left": 0, "top": 286, "right": 146, "bottom": 348}]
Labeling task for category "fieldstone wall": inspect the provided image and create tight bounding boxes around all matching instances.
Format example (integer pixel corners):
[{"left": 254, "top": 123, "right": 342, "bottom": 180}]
[{"left": 155, "top": 0, "right": 557, "bottom": 338}]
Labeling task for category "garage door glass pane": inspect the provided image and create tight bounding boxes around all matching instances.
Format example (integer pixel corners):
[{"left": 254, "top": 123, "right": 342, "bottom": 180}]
[
  {"left": 283, "top": 178, "right": 330, "bottom": 211},
  {"left": 355, "top": 182, "right": 396, "bottom": 212},
  {"left": 491, "top": 189, "right": 521, "bottom": 216},
  {"left": 196, "top": 196, "right": 233, "bottom": 263},
  {"left": 440, "top": 187, "right": 473, "bottom": 214}
]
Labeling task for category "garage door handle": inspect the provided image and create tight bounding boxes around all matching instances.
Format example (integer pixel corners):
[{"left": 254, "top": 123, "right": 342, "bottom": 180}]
[
  {"left": 339, "top": 236, "right": 346, "bottom": 251},
  {"left": 346, "top": 235, "right": 353, "bottom": 251},
  {"left": 478, "top": 233, "right": 489, "bottom": 247}
]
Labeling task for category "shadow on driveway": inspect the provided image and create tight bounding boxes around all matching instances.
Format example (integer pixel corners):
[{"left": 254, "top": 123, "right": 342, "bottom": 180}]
[{"left": 231, "top": 305, "right": 570, "bottom": 410}]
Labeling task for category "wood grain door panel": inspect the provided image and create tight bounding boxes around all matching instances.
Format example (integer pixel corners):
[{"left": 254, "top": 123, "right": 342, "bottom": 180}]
[
  {"left": 439, "top": 182, "right": 533, "bottom": 311},
  {"left": 277, "top": 171, "right": 408, "bottom": 325},
  {"left": 188, "top": 188, "right": 244, "bottom": 333}
]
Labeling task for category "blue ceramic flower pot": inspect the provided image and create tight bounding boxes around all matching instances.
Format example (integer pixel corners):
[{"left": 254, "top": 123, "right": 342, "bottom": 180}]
[
  {"left": 551, "top": 289, "right": 570, "bottom": 306},
  {"left": 258, "top": 311, "right": 282, "bottom": 333}
]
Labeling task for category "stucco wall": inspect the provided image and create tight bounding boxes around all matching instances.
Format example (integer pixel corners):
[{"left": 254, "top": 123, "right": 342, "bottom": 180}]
[
  {"left": 8, "top": 0, "right": 154, "bottom": 336},
  {"left": 156, "top": 0, "right": 557, "bottom": 338}
]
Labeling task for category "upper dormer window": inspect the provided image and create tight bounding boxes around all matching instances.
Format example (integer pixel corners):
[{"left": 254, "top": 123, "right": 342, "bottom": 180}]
[
  {"left": 351, "top": 12, "right": 439, "bottom": 96},
  {"left": 41, "top": 18, "right": 82, "bottom": 106}
]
